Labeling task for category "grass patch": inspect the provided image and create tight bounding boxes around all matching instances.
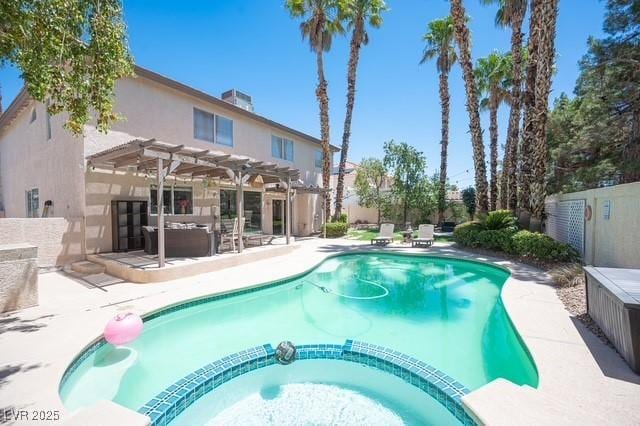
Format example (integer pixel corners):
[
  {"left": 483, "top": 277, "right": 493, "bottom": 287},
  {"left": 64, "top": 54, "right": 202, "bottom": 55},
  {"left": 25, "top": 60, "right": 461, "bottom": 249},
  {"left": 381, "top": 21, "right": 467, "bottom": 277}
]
[{"left": 345, "top": 228, "right": 453, "bottom": 242}]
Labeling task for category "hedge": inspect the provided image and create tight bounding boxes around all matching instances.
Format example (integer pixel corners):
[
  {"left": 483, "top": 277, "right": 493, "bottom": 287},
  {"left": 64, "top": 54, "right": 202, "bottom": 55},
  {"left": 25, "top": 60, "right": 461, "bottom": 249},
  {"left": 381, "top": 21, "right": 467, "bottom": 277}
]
[
  {"left": 323, "top": 222, "right": 348, "bottom": 238},
  {"left": 453, "top": 215, "right": 579, "bottom": 263}
]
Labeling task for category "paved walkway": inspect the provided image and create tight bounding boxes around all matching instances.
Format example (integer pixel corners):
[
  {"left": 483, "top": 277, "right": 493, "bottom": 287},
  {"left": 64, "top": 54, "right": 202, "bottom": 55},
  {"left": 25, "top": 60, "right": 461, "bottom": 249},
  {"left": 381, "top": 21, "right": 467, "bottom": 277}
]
[{"left": 0, "top": 239, "right": 639, "bottom": 425}]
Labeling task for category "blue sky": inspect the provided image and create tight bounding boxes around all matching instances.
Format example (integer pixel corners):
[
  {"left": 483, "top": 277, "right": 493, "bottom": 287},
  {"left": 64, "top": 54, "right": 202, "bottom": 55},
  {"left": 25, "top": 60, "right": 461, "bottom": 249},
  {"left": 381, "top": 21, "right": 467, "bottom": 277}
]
[{"left": 0, "top": 0, "right": 605, "bottom": 188}]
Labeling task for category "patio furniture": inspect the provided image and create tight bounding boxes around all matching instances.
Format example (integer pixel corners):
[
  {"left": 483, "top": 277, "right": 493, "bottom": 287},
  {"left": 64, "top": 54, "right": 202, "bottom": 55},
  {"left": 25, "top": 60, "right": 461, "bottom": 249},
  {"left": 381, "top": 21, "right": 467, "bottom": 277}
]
[
  {"left": 220, "top": 218, "right": 245, "bottom": 252},
  {"left": 401, "top": 230, "right": 413, "bottom": 244},
  {"left": 371, "top": 223, "right": 395, "bottom": 246},
  {"left": 584, "top": 266, "right": 640, "bottom": 373},
  {"left": 412, "top": 224, "right": 434, "bottom": 248},
  {"left": 142, "top": 226, "right": 158, "bottom": 255},
  {"left": 441, "top": 222, "right": 456, "bottom": 233},
  {"left": 142, "top": 226, "right": 214, "bottom": 257}
]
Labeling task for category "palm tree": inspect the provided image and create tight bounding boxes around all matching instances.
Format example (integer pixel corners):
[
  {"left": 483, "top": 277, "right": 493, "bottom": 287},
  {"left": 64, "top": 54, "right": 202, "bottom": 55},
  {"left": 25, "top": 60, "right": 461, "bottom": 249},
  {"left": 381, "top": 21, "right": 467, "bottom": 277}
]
[
  {"left": 285, "top": 0, "right": 343, "bottom": 221},
  {"left": 475, "top": 51, "right": 511, "bottom": 211},
  {"left": 529, "top": 0, "right": 559, "bottom": 231},
  {"left": 519, "top": 0, "right": 544, "bottom": 215},
  {"left": 450, "top": 0, "right": 489, "bottom": 215},
  {"left": 334, "top": 0, "right": 387, "bottom": 221},
  {"left": 421, "top": 16, "right": 457, "bottom": 225},
  {"left": 481, "top": 0, "right": 527, "bottom": 213}
]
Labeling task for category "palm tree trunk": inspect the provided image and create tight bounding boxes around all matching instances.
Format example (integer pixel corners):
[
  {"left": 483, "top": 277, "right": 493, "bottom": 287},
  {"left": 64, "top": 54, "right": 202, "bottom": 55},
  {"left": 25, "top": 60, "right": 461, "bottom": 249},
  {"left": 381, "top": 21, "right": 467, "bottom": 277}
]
[
  {"left": 520, "top": 0, "right": 543, "bottom": 214},
  {"left": 334, "top": 21, "right": 364, "bottom": 221},
  {"left": 505, "top": 7, "right": 526, "bottom": 213},
  {"left": 489, "top": 96, "right": 499, "bottom": 211},
  {"left": 438, "top": 71, "right": 451, "bottom": 224},
  {"left": 530, "top": 0, "right": 558, "bottom": 231},
  {"left": 316, "top": 49, "right": 332, "bottom": 222},
  {"left": 450, "top": 0, "right": 489, "bottom": 216}
]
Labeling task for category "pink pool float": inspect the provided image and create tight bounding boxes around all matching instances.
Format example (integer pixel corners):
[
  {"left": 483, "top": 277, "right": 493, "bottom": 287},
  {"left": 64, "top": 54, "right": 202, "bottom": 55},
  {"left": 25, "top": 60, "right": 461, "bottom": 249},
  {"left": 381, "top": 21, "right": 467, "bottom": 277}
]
[{"left": 104, "top": 312, "right": 143, "bottom": 345}]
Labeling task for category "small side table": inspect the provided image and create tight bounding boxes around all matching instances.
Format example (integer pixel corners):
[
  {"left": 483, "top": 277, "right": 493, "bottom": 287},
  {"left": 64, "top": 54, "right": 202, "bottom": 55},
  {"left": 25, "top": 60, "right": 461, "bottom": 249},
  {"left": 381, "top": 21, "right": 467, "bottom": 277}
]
[{"left": 401, "top": 230, "right": 413, "bottom": 244}]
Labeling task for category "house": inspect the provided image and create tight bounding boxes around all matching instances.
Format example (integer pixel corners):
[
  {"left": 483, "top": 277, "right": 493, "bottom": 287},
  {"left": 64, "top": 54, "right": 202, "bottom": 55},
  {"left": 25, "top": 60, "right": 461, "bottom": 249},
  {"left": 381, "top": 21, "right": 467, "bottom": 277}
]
[
  {"left": 0, "top": 66, "right": 338, "bottom": 261},
  {"left": 330, "top": 161, "right": 392, "bottom": 224}
]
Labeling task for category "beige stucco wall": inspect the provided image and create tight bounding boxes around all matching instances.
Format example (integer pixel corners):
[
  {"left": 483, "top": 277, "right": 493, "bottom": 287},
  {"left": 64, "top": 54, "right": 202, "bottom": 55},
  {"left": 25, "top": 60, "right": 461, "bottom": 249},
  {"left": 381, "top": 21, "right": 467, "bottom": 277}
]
[
  {"left": 0, "top": 218, "right": 83, "bottom": 267},
  {"left": 546, "top": 182, "right": 640, "bottom": 268},
  {"left": 0, "top": 102, "right": 84, "bottom": 218},
  {"left": 88, "top": 76, "right": 326, "bottom": 187},
  {"left": 0, "top": 244, "right": 38, "bottom": 313}
]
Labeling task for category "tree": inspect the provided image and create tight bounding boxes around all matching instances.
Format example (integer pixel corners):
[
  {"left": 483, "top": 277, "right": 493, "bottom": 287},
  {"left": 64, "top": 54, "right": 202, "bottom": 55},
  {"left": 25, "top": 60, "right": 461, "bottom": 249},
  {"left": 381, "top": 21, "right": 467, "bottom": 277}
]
[
  {"left": 333, "top": 0, "right": 387, "bottom": 221},
  {"left": 383, "top": 140, "right": 427, "bottom": 225},
  {"left": 547, "top": 0, "right": 640, "bottom": 192},
  {"left": 461, "top": 187, "right": 476, "bottom": 220},
  {"left": 421, "top": 15, "right": 457, "bottom": 225},
  {"left": 481, "top": 0, "right": 528, "bottom": 213},
  {"left": 285, "top": 0, "right": 343, "bottom": 221},
  {"left": 0, "top": 0, "right": 133, "bottom": 134},
  {"left": 354, "top": 157, "right": 388, "bottom": 225},
  {"left": 475, "top": 51, "right": 511, "bottom": 211},
  {"left": 519, "top": 0, "right": 544, "bottom": 213},
  {"left": 449, "top": 0, "right": 489, "bottom": 215},
  {"left": 529, "top": 0, "right": 559, "bottom": 231}
]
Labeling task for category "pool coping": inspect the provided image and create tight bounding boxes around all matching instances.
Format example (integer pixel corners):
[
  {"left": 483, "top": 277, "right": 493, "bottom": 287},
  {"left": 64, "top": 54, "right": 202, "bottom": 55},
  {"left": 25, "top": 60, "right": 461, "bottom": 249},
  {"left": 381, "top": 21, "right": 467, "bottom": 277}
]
[{"left": 137, "top": 340, "right": 475, "bottom": 426}]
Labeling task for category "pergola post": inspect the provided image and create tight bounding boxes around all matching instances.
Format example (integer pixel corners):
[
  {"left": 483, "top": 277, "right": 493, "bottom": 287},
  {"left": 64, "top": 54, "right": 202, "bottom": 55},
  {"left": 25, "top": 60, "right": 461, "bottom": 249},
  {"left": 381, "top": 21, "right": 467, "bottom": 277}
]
[
  {"left": 157, "top": 157, "right": 165, "bottom": 268},
  {"left": 236, "top": 170, "right": 244, "bottom": 253},
  {"left": 286, "top": 176, "right": 291, "bottom": 244}
]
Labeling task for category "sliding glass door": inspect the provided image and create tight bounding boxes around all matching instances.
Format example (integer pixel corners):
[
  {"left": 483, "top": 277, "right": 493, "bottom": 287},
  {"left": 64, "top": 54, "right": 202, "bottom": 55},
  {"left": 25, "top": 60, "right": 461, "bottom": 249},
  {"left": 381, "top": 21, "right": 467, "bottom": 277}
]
[{"left": 220, "top": 189, "right": 262, "bottom": 232}]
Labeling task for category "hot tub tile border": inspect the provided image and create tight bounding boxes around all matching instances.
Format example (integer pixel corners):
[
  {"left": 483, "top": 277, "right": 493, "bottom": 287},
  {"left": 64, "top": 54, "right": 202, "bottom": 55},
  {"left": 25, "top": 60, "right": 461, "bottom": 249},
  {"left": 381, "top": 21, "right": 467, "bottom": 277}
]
[{"left": 138, "top": 340, "right": 476, "bottom": 426}]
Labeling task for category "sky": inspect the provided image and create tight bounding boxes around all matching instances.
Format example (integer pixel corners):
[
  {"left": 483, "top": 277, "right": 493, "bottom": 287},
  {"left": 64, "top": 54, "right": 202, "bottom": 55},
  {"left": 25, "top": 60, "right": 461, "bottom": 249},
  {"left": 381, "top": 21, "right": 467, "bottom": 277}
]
[{"left": 0, "top": 0, "right": 607, "bottom": 189}]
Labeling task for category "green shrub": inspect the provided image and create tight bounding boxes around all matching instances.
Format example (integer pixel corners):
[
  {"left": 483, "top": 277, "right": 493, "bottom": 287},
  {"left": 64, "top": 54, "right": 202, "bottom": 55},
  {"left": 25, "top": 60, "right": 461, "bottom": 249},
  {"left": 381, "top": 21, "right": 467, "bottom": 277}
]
[
  {"left": 333, "top": 213, "right": 348, "bottom": 223},
  {"left": 453, "top": 221, "right": 484, "bottom": 247},
  {"left": 511, "top": 230, "right": 580, "bottom": 262},
  {"left": 484, "top": 210, "right": 518, "bottom": 230},
  {"left": 323, "top": 222, "right": 348, "bottom": 238},
  {"left": 476, "top": 229, "right": 516, "bottom": 251}
]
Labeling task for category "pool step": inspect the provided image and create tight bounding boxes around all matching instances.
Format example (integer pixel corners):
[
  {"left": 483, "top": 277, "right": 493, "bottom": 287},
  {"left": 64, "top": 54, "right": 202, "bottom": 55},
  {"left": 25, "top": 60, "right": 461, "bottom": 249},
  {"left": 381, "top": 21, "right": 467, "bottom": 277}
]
[{"left": 70, "top": 260, "right": 106, "bottom": 275}]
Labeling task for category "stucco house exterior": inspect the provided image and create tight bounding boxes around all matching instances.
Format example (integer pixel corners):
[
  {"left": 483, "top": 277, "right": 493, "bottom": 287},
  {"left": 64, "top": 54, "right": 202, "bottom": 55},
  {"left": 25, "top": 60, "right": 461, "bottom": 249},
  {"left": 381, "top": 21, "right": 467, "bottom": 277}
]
[{"left": 0, "top": 66, "right": 337, "bottom": 259}]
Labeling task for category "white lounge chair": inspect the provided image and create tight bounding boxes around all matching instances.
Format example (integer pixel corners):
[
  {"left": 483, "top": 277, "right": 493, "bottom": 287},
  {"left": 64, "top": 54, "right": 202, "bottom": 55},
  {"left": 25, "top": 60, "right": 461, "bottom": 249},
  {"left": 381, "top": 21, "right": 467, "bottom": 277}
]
[
  {"left": 412, "top": 224, "right": 434, "bottom": 248},
  {"left": 371, "top": 223, "right": 395, "bottom": 246}
]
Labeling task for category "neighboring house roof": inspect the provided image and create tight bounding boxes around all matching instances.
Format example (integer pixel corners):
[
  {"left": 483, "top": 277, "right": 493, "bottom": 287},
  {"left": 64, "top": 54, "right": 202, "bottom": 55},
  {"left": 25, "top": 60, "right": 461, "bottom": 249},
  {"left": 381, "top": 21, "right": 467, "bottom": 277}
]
[{"left": 0, "top": 65, "right": 340, "bottom": 152}]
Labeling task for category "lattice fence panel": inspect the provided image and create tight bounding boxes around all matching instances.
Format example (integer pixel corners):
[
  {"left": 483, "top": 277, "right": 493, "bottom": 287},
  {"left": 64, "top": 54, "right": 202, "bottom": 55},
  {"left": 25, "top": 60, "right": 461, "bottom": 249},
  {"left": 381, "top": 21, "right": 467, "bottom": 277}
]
[{"left": 545, "top": 199, "right": 585, "bottom": 256}]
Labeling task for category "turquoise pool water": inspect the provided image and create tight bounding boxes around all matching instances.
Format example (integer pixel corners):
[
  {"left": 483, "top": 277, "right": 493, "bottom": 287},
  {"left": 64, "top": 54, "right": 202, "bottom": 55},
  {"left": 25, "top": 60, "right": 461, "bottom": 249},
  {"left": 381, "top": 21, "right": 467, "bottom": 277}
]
[
  {"left": 60, "top": 253, "right": 538, "bottom": 415},
  {"left": 172, "top": 360, "right": 460, "bottom": 426}
]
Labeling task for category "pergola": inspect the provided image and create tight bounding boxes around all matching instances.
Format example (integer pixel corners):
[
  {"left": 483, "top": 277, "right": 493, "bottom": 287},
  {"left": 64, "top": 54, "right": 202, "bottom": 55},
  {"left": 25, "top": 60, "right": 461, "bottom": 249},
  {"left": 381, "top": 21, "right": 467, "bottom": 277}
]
[{"left": 86, "top": 138, "right": 301, "bottom": 268}]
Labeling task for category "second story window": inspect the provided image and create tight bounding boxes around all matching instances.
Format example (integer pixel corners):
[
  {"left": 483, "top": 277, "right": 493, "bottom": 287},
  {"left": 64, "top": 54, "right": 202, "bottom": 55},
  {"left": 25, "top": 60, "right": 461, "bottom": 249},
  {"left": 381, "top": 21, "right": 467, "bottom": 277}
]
[
  {"left": 193, "top": 108, "right": 234, "bottom": 146},
  {"left": 216, "top": 115, "right": 233, "bottom": 146},
  {"left": 314, "top": 150, "right": 322, "bottom": 168},
  {"left": 271, "top": 136, "right": 294, "bottom": 161},
  {"left": 194, "top": 108, "right": 215, "bottom": 142}
]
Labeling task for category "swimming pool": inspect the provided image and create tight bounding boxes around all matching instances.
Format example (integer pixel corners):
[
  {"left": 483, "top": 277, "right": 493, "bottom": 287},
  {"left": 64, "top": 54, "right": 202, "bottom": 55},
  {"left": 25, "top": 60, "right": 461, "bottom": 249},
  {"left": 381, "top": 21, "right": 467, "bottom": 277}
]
[{"left": 60, "top": 253, "right": 538, "bottom": 422}]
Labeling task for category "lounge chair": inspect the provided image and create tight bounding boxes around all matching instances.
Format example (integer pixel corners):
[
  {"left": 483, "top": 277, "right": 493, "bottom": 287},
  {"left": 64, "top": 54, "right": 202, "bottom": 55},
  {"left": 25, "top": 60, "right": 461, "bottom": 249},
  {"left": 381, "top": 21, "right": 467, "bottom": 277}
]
[
  {"left": 412, "top": 224, "right": 434, "bottom": 248},
  {"left": 371, "top": 223, "right": 395, "bottom": 246}
]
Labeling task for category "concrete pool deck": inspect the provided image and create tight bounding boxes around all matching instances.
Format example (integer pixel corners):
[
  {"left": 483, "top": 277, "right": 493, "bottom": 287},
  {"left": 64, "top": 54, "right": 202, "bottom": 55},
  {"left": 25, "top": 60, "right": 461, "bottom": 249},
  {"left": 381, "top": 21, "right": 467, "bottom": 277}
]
[{"left": 0, "top": 238, "right": 639, "bottom": 425}]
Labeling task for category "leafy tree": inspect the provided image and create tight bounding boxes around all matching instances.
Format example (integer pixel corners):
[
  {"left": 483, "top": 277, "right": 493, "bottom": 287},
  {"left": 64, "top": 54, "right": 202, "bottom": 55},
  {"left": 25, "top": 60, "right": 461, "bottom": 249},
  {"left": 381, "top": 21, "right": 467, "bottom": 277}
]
[
  {"left": 333, "top": 0, "right": 387, "bottom": 220},
  {"left": 461, "top": 187, "right": 476, "bottom": 220},
  {"left": 285, "top": 0, "right": 343, "bottom": 221},
  {"left": 0, "top": 0, "right": 133, "bottom": 134},
  {"left": 475, "top": 50, "right": 512, "bottom": 211},
  {"left": 449, "top": 0, "right": 489, "bottom": 215},
  {"left": 354, "top": 157, "right": 388, "bottom": 225},
  {"left": 421, "top": 15, "right": 457, "bottom": 225},
  {"left": 383, "top": 140, "right": 427, "bottom": 225}
]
